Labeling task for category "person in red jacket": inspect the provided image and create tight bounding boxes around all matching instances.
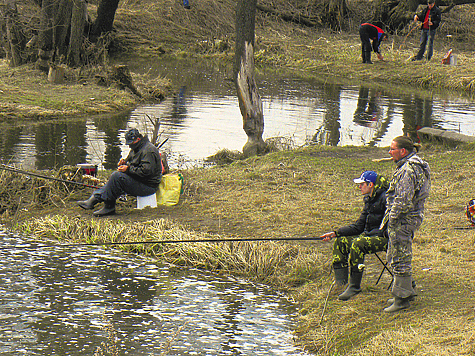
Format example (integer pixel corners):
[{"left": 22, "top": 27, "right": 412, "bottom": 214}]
[
  {"left": 412, "top": 0, "right": 441, "bottom": 61},
  {"left": 358, "top": 23, "right": 388, "bottom": 64}
]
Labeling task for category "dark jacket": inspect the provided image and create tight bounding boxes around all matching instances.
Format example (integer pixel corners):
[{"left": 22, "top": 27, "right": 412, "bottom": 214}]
[
  {"left": 359, "top": 23, "right": 387, "bottom": 54},
  {"left": 416, "top": 5, "right": 441, "bottom": 30},
  {"left": 125, "top": 136, "right": 162, "bottom": 188},
  {"left": 337, "top": 176, "right": 389, "bottom": 237}
]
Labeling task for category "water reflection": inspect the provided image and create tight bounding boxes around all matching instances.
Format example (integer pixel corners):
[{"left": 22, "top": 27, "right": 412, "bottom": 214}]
[
  {"left": 0, "top": 230, "right": 307, "bottom": 355},
  {"left": 1, "top": 60, "right": 475, "bottom": 170}
]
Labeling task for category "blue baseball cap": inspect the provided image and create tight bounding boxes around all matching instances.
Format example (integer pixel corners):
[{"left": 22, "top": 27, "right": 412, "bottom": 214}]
[{"left": 353, "top": 171, "right": 377, "bottom": 184}]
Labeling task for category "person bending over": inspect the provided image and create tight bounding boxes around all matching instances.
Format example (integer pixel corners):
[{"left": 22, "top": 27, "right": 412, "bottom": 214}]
[{"left": 358, "top": 23, "right": 388, "bottom": 64}]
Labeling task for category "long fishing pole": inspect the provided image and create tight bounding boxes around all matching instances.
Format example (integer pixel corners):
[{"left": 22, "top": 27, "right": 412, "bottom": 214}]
[
  {"left": 0, "top": 236, "right": 325, "bottom": 251},
  {"left": 0, "top": 163, "right": 100, "bottom": 189},
  {"left": 399, "top": 22, "right": 420, "bottom": 50},
  {"left": 0, "top": 137, "right": 170, "bottom": 191},
  {"left": 157, "top": 137, "right": 169, "bottom": 149}
]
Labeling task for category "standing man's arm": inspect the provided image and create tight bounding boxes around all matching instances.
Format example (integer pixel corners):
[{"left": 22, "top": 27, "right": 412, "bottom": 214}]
[{"left": 388, "top": 170, "right": 417, "bottom": 226}]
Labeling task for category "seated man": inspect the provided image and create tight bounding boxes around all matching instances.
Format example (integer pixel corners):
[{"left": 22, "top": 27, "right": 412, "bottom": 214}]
[
  {"left": 78, "top": 128, "right": 162, "bottom": 216},
  {"left": 320, "top": 170, "right": 389, "bottom": 300}
]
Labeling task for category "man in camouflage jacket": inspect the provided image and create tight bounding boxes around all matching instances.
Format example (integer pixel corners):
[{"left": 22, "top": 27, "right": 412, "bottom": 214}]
[{"left": 383, "top": 136, "right": 431, "bottom": 312}]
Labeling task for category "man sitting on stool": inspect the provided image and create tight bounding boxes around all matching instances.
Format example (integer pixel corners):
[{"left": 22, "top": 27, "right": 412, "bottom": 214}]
[
  {"left": 78, "top": 128, "right": 162, "bottom": 216},
  {"left": 320, "top": 170, "right": 389, "bottom": 300}
]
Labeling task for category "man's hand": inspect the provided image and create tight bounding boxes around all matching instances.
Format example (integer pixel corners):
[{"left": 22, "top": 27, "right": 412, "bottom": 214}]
[
  {"left": 117, "top": 165, "right": 128, "bottom": 172},
  {"left": 118, "top": 158, "right": 126, "bottom": 166},
  {"left": 414, "top": 15, "right": 418, "bottom": 22},
  {"left": 320, "top": 231, "right": 336, "bottom": 242}
]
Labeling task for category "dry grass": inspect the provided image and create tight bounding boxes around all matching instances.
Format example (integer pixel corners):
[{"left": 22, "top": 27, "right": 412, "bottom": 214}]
[{"left": 9, "top": 141, "right": 475, "bottom": 355}]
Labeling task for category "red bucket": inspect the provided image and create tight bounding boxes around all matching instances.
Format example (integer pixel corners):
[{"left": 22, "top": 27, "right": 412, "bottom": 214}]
[{"left": 77, "top": 163, "right": 97, "bottom": 177}]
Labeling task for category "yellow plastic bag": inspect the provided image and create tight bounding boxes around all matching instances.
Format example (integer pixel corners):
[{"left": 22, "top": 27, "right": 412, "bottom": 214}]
[{"left": 157, "top": 173, "right": 184, "bottom": 206}]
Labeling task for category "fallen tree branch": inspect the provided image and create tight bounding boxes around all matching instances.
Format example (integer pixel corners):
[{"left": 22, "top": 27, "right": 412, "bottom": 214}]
[{"left": 256, "top": 3, "right": 320, "bottom": 27}]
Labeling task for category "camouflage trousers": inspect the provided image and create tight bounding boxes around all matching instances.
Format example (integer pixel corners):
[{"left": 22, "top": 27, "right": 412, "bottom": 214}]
[
  {"left": 387, "top": 223, "right": 415, "bottom": 277},
  {"left": 332, "top": 234, "right": 388, "bottom": 268}
]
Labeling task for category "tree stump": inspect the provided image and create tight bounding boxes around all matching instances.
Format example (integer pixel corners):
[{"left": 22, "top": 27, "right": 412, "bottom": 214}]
[{"left": 48, "top": 65, "right": 66, "bottom": 84}]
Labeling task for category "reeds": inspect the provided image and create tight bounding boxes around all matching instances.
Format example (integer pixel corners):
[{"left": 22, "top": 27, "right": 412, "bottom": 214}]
[{"left": 16, "top": 214, "right": 329, "bottom": 289}]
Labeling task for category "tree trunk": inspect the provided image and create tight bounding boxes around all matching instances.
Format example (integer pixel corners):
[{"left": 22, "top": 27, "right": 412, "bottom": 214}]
[
  {"left": 234, "top": 0, "right": 266, "bottom": 157},
  {"left": 37, "top": 0, "right": 55, "bottom": 72},
  {"left": 68, "top": 0, "right": 86, "bottom": 67},
  {"left": 92, "top": 0, "right": 120, "bottom": 37},
  {"left": 2, "top": 0, "right": 25, "bottom": 67},
  {"left": 320, "top": 0, "right": 349, "bottom": 31},
  {"left": 54, "top": 0, "right": 74, "bottom": 59}
]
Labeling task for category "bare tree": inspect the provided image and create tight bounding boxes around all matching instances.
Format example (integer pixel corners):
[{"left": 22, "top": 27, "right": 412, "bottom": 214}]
[
  {"left": 234, "top": 0, "right": 266, "bottom": 157},
  {"left": 1, "top": 0, "right": 121, "bottom": 68},
  {"left": 68, "top": 0, "right": 86, "bottom": 67},
  {"left": 0, "top": 0, "right": 26, "bottom": 66}
]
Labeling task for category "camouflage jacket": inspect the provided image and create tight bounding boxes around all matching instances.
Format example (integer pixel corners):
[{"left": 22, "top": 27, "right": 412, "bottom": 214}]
[{"left": 382, "top": 153, "right": 431, "bottom": 230}]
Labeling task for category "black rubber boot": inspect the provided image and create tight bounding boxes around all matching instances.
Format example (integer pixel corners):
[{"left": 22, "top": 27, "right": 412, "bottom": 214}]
[
  {"left": 93, "top": 201, "right": 116, "bottom": 217},
  {"left": 383, "top": 296, "right": 411, "bottom": 313},
  {"left": 333, "top": 263, "right": 349, "bottom": 286},
  {"left": 77, "top": 195, "right": 101, "bottom": 210},
  {"left": 338, "top": 266, "right": 363, "bottom": 301},
  {"left": 365, "top": 51, "right": 373, "bottom": 64}
]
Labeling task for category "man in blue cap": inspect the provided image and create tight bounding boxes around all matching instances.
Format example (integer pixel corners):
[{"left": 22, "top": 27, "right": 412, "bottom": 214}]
[
  {"left": 320, "top": 170, "right": 389, "bottom": 300},
  {"left": 77, "top": 128, "right": 162, "bottom": 216}
]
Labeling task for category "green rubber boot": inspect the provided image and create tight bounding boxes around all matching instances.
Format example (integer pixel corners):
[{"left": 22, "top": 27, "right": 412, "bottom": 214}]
[
  {"left": 333, "top": 263, "right": 348, "bottom": 286},
  {"left": 338, "top": 266, "right": 363, "bottom": 301}
]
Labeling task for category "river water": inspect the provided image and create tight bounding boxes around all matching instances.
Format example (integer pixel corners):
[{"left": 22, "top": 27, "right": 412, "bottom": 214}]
[
  {"left": 1, "top": 59, "right": 475, "bottom": 170},
  {"left": 0, "top": 229, "right": 309, "bottom": 355}
]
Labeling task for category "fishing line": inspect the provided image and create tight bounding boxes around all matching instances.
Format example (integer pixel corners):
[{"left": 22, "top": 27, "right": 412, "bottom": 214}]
[{"left": 0, "top": 236, "right": 325, "bottom": 251}]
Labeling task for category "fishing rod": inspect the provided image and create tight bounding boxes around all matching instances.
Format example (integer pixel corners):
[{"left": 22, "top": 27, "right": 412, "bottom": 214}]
[
  {"left": 0, "top": 163, "right": 100, "bottom": 189},
  {"left": 0, "top": 235, "right": 326, "bottom": 251},
  {"left": 0, "top": 137, "right": 169, "bottom": 190},
  {"left": 399, "top": 22, "right": 420, "bottom": 50},
  {"left": 157, "top": 137, "right": 169, "bottom": 149}
]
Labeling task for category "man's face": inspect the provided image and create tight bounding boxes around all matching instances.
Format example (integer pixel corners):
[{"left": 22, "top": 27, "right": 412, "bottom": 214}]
[
  {"left": 359, "top": 182, "right": 373, "bottom": 196},
  {"left": 428, "top": 2, "right": 434, "bottom": 9},
  {"left": 389, "top": 141, "right": 407, "bottom": 162}
]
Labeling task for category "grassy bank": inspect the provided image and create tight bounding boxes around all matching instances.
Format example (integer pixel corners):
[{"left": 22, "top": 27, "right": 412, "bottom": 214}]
[
  {"left": 2, "top": 0, "right": 475, "bottom": 354},
  {"left": 3, "top": 0, "right": 475, "bottom": 122},
  {"left": 4, "top": 141, "right": 475, "bottom": 355}
]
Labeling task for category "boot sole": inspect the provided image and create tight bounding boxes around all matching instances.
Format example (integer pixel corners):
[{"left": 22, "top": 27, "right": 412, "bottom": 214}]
[
  {"left": 338, "top": 289, "right": 361, "bottom": 301},
  {"left": 383, "top": 303, "right": 410, "bottom": 313},
  {"left": 387, "top": 295, "right": 415, "bottom": 304},
  {"left": 77, "top": 202, "right": 95, "bottom": 210},
  {"left": 93, "top": 209, "right": 116, "bottom": 217}
]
